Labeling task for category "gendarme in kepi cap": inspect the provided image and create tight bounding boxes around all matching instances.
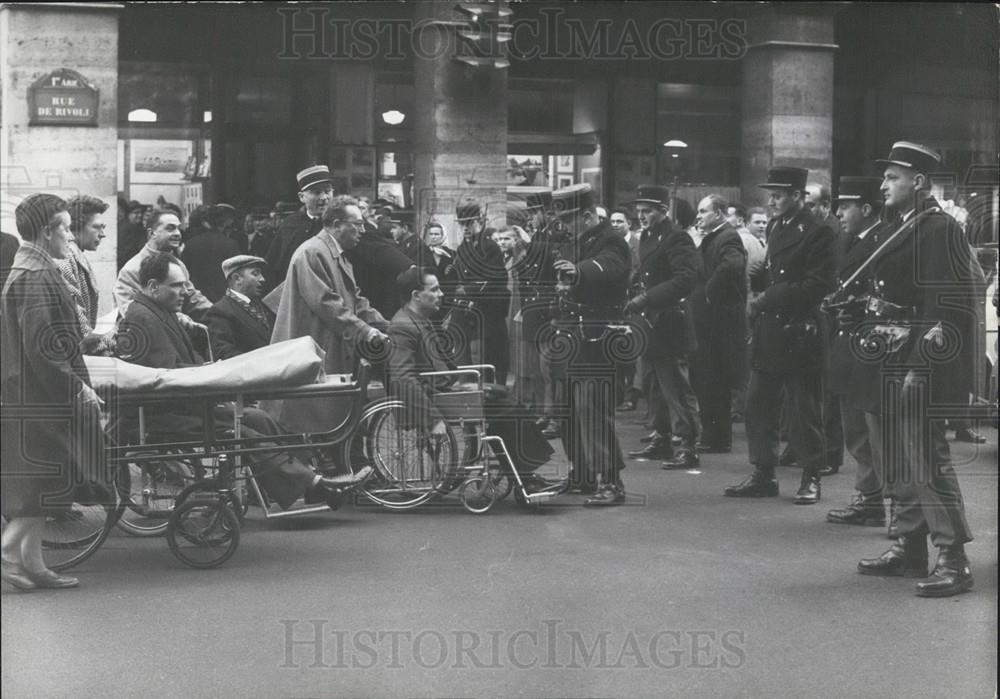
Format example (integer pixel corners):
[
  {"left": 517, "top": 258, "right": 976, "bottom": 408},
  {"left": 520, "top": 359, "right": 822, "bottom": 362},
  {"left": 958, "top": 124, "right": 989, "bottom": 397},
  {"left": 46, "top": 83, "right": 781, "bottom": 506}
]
[
  {"left": 552, "top": 183, "right": 595, "bottom": 217},
  {"left": 834, "top": 176, "right": 883, "bottom": 206},
  {"left": 296, "top": 165, "right": 333, "bottom": 192},
  {"left": 455, "top": 200, "right": 483, "bottom": 222},
  {"left": 221, "top": 254, "right": 266, "bottom": 278},
  {"left": 524, "top": 190, "right": 554, "bottom": 212},
  {"left": 759, "top": 166, "right": 809, "bottom": 192},
  {"left": 875, "top": 141, "right": 941, "bottom": 175},
  {"left": 629, "top": 184, "right": 671, "bottom": 209}
]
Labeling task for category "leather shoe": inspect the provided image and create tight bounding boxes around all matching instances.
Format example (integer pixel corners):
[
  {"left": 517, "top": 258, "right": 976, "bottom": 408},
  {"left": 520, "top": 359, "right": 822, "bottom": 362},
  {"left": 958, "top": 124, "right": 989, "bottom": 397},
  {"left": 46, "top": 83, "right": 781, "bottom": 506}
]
[
  {"left": 724, "top": 470, "right": 778, "bottom": 497},
  {"left": 696, "top": 443, "right": 731, "bottom": 454},
  {"left": 793, "top": 472, "right": 821, "bottom": 505},
  {"left": 25, "top": 569, "right": 79, "bottom": 589},
  {"left": 2, "top": 560, "right": 37, "bottom": 591},
  {"left": 858, "top": 535, "right": 928, "bottom": 578},
  {"left": 818, "top": 463, "right": 840, "bottom": 476},
  {"left": 778, "top": 446, "right": 797, "bottom": 467},
  {"left": 954, "top": 427, "right": 986, "bottom": 444},
  {"left": 320, "top": 464, "right": 374, "bottom": 489},
  {"left": 915, "top": 547, "right": 974, "bottom": 597},
  {"left": 583, "top": 484, "right": 625, "bottom": 507},
  {"left": 661, "top": 451, "right": 700, "bottom": 470},
  {"left": 639, "top": 431, "right": 662, "bottom": 444},
  {"left": 827, "top": 493, "right": 885, "bottom": 526},
  {"left": 627, "top": 440, "right": 673, "bottom": 461}
]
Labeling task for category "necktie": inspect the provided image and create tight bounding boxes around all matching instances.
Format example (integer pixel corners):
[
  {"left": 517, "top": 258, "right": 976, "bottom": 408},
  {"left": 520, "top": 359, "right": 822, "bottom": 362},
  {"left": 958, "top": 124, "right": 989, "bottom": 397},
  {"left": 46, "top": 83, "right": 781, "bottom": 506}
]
[{"left": 245, "top": 299, "right": 271, "bottom": 331}]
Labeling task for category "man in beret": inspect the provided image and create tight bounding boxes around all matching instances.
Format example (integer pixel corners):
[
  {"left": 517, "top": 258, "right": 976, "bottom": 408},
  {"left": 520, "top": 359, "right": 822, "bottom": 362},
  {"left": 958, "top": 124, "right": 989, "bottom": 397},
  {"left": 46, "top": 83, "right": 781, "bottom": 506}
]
[
  {"left": 263, "top": 165, "right": 333, "bottom": 294},
  {"left": 856, "top": 142, "right": 979, "bottom": 597},
  {"left": 204, "top": 255, "right": 276, "bottom": 360},
  {"left": 550, "top": 184, "right": 631, "bottom": 505},
  {"left": 725, "top": 166, "right": 837, "bottom": 505}
]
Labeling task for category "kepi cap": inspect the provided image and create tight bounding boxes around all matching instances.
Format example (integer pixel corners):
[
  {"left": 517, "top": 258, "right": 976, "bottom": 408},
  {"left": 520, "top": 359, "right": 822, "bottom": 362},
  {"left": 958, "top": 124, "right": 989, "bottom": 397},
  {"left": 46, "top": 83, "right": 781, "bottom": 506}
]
[
  {"left": 629, "top": 184, "right": 671, "bottom": 208},
  {"left": 552, "top": 183, "right": 595, "bottom": 218},
  {"left": 525, "top": 190, "right": 554, "bottom": 212},
  {"left": 456, "top": 200, "right": 483, "bottom": 222},
  {"left": 221, "top": 254, "right": 266, "bottom": 278},
  {"left": 296, "top": 165, "right": 333, "bottom": 192},
  {"left": 759, "top": 166, "right": 809, "bottom": 191},
  {"left": 875, "top": 141, "right": 941, "bottom": 175},
  {"left": 834, "top": 176, "right": 883, "bottom": 206}
]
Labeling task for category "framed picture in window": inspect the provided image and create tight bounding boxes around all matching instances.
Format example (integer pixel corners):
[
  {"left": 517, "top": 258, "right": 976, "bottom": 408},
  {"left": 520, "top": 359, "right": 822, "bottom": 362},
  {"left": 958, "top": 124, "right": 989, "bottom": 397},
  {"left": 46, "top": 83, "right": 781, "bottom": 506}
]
[
  {"left": 129, "top": 140, "right": 194, "bottom": 184},
  {"left": 329, "top": 145, "right": 376, "bottom": 198},
  {"left": 557, "top": 155, "right": 574, "bottom": 173},
  {"left": 557, "top": 174, "right": 574, "bottom": 189}
]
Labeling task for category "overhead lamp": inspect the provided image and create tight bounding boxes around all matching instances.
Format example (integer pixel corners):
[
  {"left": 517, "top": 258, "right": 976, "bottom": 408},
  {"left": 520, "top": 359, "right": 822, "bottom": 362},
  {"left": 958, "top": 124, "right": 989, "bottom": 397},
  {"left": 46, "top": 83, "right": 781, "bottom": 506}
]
[
  {"left": 203, "top": 110, "right": 212, "bottom": 123},
  {"left": 663, "top": 139, "right": 688, "bottom": 148},
  {"left": 455, "top": 56, "right": 510, "bottom": 69},
  {"left": 381, "top": 109, "right": 406, "bottom": 126},
  {"left": 127, "top": 108, "right": 157, "bottom": 123},
  {"left": 455, "top": 2, "right": 512, "bottom": 19}
]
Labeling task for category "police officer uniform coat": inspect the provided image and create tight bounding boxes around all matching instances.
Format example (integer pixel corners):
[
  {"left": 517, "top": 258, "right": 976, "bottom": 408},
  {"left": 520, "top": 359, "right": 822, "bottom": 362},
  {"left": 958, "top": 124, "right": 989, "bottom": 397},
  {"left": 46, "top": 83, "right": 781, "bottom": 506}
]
[
  {"left": 637, "top": 218, "right": 699, "bottom": 357},
  {"left": 750, "top": 208, "right": 837, "bottom": 375}
]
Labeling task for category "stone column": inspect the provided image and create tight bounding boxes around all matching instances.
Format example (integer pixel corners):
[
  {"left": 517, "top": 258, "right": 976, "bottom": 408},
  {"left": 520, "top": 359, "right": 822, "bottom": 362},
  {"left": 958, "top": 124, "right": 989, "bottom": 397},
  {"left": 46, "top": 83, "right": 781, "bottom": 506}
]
[
  {"left": 740, "top": 6, "right": 837, "bottom": 207},
  {"left": 1, "top": 2, "right": 121, "bottom": 314},
  {"left": 412, "top": 0, "right": 508, "bottom": 246}
]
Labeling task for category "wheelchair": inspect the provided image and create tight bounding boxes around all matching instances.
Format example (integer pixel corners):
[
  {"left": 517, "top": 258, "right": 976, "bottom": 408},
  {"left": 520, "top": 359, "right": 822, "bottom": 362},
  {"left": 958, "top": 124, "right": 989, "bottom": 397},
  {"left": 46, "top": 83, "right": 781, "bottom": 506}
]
[{"left": 359, "top": 365, "right": 565, "bottom": 514}]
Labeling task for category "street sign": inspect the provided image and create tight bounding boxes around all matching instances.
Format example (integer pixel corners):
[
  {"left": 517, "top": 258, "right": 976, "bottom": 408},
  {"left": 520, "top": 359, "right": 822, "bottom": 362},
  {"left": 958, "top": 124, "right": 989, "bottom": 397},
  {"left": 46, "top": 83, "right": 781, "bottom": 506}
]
[{"left": 28, "top": 68, "right": 99, "bottom": 126}]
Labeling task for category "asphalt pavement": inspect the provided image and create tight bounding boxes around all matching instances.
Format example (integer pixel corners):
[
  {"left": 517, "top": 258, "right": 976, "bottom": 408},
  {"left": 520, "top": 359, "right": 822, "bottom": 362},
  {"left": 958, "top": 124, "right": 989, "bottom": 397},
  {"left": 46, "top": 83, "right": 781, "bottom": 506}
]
[{"left": 3, "top": 415, "right": 997, "bottom": 699}]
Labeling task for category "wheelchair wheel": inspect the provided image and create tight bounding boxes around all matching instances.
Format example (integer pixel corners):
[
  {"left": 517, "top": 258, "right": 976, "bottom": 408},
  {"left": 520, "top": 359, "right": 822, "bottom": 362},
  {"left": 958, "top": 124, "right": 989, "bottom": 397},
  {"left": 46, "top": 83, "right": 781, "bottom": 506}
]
[
  {"left": 360, "top": 400, "right": 459, "bottom": 510},
  {"left": 166, "top": 497, "right": 240, "bottom": 569},
  {"left": 459, "top": 477, "right": 498, "bottom": 514},
  {"left": 489, "top": 471, "right": 514, "bottom": 501},
  {"left": 115, "top": 452, "right": 196, "bottom": 537},
  {"left": 40, "top": 484, "right": 124, "bottom": 572}
]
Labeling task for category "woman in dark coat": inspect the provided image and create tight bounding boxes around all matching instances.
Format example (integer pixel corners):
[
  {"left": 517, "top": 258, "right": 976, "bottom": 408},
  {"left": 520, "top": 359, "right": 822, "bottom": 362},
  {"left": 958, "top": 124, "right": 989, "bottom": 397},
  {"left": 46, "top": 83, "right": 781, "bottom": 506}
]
[{"left": 1, "top": 193, "right": 105, "bottom": 591}]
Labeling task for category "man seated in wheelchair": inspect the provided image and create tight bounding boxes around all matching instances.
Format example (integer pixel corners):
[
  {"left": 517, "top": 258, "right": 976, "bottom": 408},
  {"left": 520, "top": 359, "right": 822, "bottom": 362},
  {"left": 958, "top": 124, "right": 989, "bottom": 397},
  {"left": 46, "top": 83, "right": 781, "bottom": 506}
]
[
  {"left": 388, "top": 266, "right": 562, "bottom": 495},
  {"left": 115, "top": 252, "right": 369, "bottom": 508}
]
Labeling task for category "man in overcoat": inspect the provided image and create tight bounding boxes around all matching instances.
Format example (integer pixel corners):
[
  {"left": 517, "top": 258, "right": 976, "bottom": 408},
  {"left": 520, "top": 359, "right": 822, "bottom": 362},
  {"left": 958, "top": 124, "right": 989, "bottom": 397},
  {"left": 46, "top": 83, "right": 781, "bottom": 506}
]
[
  {"left": 855, "top": 142, "right": 979, "bottom": 597},
  {"left": 724, "top": 166, "right": 836, "bottom": 504},
  {"left": 204, "top": 255, "right": 276, "bottom": 359},
  {"left": 624, "top": 185, "right": 702, "bottom": 470},
  {"left": 690, "top": 194, "right": 748, "bottom": 454}
]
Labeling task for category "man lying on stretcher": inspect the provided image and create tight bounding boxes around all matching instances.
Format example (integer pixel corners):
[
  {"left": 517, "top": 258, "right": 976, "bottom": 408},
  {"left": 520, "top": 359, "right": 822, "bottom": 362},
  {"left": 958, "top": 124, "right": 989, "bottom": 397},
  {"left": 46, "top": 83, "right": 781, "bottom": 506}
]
[
  {"left": 115, "top": 252, "right": 370, "bottom": 508},
  {"left": 388, "top": 266, "right": 562, "bottom": 495}
]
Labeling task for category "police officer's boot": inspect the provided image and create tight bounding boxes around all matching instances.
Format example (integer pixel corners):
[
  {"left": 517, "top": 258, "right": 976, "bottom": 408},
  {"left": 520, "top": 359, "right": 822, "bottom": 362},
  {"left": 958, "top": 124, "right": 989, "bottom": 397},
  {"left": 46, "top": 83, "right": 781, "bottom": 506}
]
[
  {"left": 793, "top": 468, "right": 821, "bottom": 505},
  {"left": 857, "top": 534, "right": 928, "bottom": 578},
  {"left": 827, "top": 492, "right": 886, "bottom": 526},
  {"left": 723, "top": 467, "right": 778, "bottom": 497},
  {"left": 915, "top": 545, "right": 974, "bottom": 597}
]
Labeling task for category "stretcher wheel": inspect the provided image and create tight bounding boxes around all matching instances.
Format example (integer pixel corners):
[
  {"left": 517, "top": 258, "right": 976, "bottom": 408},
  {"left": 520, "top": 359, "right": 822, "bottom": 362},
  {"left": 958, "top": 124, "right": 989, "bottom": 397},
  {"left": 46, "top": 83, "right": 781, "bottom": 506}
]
[
  {"left": 37, "top": 482, "right": 123, "bottom": 572},
  {"left": 459, "top": 477, "right": 497, "bottom": 514},
  {"left": 166, "top": 497, "right": 240, "bottom": 569},
  {"left": 359, "top": 399, "right": 458, "bottom": 511},
  {"left": 115, "top": 452, "right": 195, "bottom": 537}
]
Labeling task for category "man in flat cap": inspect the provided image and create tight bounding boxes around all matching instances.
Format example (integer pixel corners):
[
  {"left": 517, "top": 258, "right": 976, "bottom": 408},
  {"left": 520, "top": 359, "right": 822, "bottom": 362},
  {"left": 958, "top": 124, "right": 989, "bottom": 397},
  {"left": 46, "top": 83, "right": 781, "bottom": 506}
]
[
  {"left": 624, "top": 184, "right": 702, "bottom": 470},
  {"left": 550, "top": 183, "right": 631, "bottom": 505},
  {"left": 204, "top": 254, "right": 275, "bottom": 360},
  {"left": 725, "top": 166, "right": 837, "bottom": 505},
  {"left": 262, "top": 164, "right": 333, "bottom": 294},
  {"left": 453, "top": 199, "right": 511, "bottom": 386},
  {"left": 856, "top": 142, "right": 979, "bottom": 598},
  {"left": 824, "top": 177, "right": 893, "bottom": 532}
]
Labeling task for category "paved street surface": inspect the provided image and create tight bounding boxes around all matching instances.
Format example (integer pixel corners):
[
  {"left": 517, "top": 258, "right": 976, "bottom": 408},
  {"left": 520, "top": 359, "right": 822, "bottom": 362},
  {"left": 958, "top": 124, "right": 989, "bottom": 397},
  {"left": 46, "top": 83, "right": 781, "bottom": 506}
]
[{"left": 3, "top": 417, "right": 997, "bottom": 699}]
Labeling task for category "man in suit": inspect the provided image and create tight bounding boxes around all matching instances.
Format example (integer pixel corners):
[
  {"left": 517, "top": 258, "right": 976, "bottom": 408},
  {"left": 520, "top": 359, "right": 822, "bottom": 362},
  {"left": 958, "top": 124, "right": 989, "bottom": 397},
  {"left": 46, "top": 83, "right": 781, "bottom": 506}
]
[
  {"left": 690, "top": 194, "right": 748, "bottom": 454},
  {"left": 824, "top": 177, "right": 891, "bottom": 529},
  {"left": 204, "top": 255, "right": 276, "bottom": 360},
  {"left": 724, "top": 166, "right": 836, "bottom": 504},
  {"left": 116, "top": 253, "right": 365, "bottom": 509},
  {"left": 262, "top": 165, "right": 333, "bottom": 295},
  {"left": 550, "top": 184, "right": 631, "bottom": 505},
  {"left": 624, "top": 185, "right": 702, "bottom": 470},
  {"left": 856, "top": 142, "right": 979, "bottom": 597},
  {"left": 0, "top": 230, "right": 19, "bottom": 290},
  {"left": 182, "top": 203, "right": 242, "bottom": 303},
  {"left": 453, "top": 200, "right": 511, "bottom": 386},
  {"left": 344, "top": 212, "right": 416, "bottom": 320},
  {"left": 392, "top": 213, "right": 433, "bottom": 267},
  {"left": 387, "top": 267, "right": 556, "bottom": 493},
  {"left": 235, "top": 206, "right": 276, "bottom": 258},
  {"left": 267, "top": 195, "right": 388, "bottom": 434},
  {"left": 59, "top": 195, "right": 111, "bottom": 354}
]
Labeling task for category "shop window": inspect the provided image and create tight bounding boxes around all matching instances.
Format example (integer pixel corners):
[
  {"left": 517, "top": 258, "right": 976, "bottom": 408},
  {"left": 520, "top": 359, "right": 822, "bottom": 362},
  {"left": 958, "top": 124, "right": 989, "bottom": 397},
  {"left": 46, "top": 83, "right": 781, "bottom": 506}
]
[{"left": 656, "top": 82, "right": 740, "bottom": 186}]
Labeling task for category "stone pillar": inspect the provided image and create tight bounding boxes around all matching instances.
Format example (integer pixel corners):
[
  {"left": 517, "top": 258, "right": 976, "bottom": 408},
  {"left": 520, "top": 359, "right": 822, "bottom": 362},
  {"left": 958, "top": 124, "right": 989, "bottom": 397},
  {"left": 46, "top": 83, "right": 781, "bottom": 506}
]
[
  {"left": 1, "top": 2, "right": 121, "bottom": 315},
  {"left": 740, "top": 6, "right": 837, "bottom": 207},
  {"left": 412, "top": 0, "right": 507, "bottom": 247}
]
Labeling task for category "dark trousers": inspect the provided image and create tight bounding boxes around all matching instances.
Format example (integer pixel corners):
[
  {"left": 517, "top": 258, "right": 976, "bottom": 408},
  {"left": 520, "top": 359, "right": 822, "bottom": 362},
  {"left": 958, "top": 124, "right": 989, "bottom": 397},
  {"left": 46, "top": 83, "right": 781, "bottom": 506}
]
[
  {"left": 869, "top": 376, "right": 973, "bottom": 547},
  {"left": 643, "top": 354, "right": 700, "bottom": 449},
  {"left": 746, "top": 370, "right": 826, "bottom": 475},
  {"left": 479, "top": 386, "right": 554, "bottom": 473},
  {"left": 563, "top": 341, "right": 626, "bottom": 489},
  {"left": 690, "top": 354, "right": 733, "bottom": 449},
  {"left": 839, "top": 396, "right": 883, "bottom": 497}
]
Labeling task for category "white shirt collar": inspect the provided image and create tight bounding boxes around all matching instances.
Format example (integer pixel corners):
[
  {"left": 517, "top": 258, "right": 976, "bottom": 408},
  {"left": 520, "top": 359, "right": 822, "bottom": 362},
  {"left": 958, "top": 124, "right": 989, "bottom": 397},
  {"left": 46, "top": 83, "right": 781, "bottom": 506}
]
[{"left": 228, "top": 288, "right": 251, "bottom": 304}]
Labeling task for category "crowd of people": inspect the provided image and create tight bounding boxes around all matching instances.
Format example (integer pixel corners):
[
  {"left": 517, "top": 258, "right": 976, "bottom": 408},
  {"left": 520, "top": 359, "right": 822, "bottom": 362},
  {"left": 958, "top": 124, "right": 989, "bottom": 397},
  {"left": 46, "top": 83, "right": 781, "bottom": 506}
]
[{"left": 1, "top": 141, "right": 994, "bottom": 599}]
